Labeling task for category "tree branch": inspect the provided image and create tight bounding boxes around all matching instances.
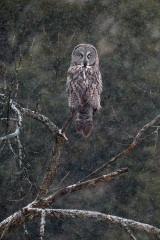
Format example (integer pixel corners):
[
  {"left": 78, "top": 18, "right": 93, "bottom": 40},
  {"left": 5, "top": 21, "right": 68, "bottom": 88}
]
[
  {"left": 38, "top": 134, "right": 65, "bottom": 197},
  {"left": 0, "top": 168, "right": 128, "bottom": 238},
  {"left": 39, "top": 210, "right": 46, "bottom": 240},
  {"left": 27, "top": 209, "right": 159, "bottom": 239},
  {"left": 1, "top": 208, "right": 159, "bottom": 239},
  {"left": 0, "top": 94, "right": 77, "bottom": 200},
  {"left": 0, "top": 93, "right": 59, "bottom": 135},
  {"left": 43, "top": 168, "right": 129, "bottom": 205},
  {"left": 80, "top": 114, "right": 160, "bottom": 182},
  {"left": 0, "top": 100, "right": 22, "bottom": 141},
  {"left": 19, "top": 106, "right": 58, "bottom": 135},
  {"left": 29, "top": 209, "right": 160, "bottom": 239}
]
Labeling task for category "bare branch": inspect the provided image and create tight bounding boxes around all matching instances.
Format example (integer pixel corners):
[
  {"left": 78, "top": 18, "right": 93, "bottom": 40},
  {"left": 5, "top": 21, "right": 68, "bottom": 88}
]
[
  {"left": 0, "top": 94, "right": 59, "bottom": 136},
  {"left": 0, "top": 98, "right": 23, "bottom": 168},
  {"left": 7, "top": 139, "right": 17, "bottom": 157},
  {"left": 0, "top": 94, "right": 71, "bottom": 198},
  {"left": 42, "top": 27, "right": 55, "bottom": 53},
  {"left": 0, "top": 93, "right": 159, "bottom": 239},
  {"left": 0, "top": 128, "right": 19, "bottom": 142},
  {"left": 14, "top": 47, "right": 23, "bottom": 100},
  {"left": 38, "top": 134, "right": 65, "bottom": 197},
  {"left": 18, "top": 108, "right": 75, "bottom": 196},
  {"left": 19, "top": 106, "right": 58, "bottom": 135},
  {"left": 61, "top": 111, "right": 76, "bottom": 135},
  {"left": 28, "top": 209, "right": 160, "bottom": 239},
  {"left": 0, "top": 168, "right": 128, "bottom": 238},
  {"left": 0, "top": 99, "right": 22, "bottom": 142},
  {"left": 15, "top": 133, "right": 23, "bottom": 168},
  {"left": 23, "top": 223, "right": 31, "bottom": 239},
  {"left": 80, "top": 114, "right": 160, "bottom": 182},
  {"left": 5, "top": 90, "right": 11, "bottom": 135},
  {"left": 2, "top": 63, "right": 7, "bottom": 90},
  {"left": 1, "top": 208, "right": 159, "bottom": 239},
  {"left": 40, "top": 210, "right": 46, "bottom": 240},
  {"left": 41, "top": 168, "right": 128, "bottom": 205}
]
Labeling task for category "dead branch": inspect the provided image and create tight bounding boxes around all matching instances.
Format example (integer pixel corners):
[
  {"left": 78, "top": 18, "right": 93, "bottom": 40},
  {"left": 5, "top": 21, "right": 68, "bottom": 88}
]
[
  {"left": 19, "top": 106, "right": 58, "bottom": 135},
  {"left": 0, "top": 168, "right": 128, "bottom": 238},
  {"left": 0, "top": 99, "right": 22, "bottom": 141},
  {"left": 80, "top": 114, "right": 160, "bottom": 182},
  {"left": 39, "top": 210, "right": 46, "bottom": 240},
  {"left": 26, "top": 208, "right": 159, "bottom": 239},
  {"left": 5, "top": 90, "right": 11, "bottom": 135},
  {"left": 1, "top": 208, "right": 160, "bottom": 239},
  {"left": 38, "top": 134, "right": 65, "bottom": 197},
  {"left": 43, "top": 168, "right": 129, "bottom": 205},
  {"left": 0, "top": 94, "right": 59, "bottom": 135},
  {"left": 0, "top": 94, "right": 71, "bottom": 197},
  {"left": 14, "top": 50, "right": 22, "bottom": 99},
  {"left": 0, "top": 93, "right": 160, "bottom": 239}
]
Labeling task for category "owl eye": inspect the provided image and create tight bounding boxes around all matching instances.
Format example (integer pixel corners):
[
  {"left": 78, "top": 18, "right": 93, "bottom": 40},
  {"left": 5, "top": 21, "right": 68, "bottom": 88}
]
[
  {"left": 79, "top": 53, "right": 83, "bottom": 58},
  {"left": 87, "top": 54, "right": 91, "bottom": 59}
]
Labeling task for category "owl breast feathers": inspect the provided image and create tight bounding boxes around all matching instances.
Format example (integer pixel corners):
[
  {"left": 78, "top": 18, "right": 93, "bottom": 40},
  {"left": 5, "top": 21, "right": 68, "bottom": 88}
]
[{"left": 66, "top": 44, "right": 102, "bottom": 137}]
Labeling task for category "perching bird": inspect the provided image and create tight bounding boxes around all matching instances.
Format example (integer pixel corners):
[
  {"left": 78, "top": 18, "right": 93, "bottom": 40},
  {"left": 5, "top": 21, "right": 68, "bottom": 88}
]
[{"left": 66, "top": 44, "right": 102, "bottom": 137}]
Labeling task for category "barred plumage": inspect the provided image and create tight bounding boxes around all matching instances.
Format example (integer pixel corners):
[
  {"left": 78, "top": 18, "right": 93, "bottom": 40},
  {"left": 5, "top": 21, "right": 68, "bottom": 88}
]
[{"left": 66, "top": 44, "right": 102, "bottom": 137}]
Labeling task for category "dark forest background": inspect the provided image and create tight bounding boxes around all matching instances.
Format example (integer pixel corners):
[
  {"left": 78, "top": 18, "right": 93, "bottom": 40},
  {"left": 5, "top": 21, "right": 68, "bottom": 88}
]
[{"left": 0, "top": 0, "right": 160, "bottom": 239}]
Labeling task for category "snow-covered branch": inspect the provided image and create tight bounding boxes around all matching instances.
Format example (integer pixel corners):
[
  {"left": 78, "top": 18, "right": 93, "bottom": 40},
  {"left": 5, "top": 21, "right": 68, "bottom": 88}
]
[
  {"left": 32, "top": 208, "right": 160, "bottom": 239},
  {"left": 27, "top": 208, "right": 159, "bottom": 239},
  {"left": 1, "top": 208, "right": 160, "bottom": 239}
]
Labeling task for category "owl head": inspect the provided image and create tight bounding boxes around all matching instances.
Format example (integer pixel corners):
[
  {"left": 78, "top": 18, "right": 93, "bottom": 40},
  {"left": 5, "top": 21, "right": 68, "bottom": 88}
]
[{"left": 71, "top": 44, "right": 99, "bottom": 67}]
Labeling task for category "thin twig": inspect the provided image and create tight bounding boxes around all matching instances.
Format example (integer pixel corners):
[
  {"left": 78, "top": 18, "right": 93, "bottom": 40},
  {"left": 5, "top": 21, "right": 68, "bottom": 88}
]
[
  {"left": 62, "top": 33, "right": 75, "bottom": 58},
  {"left": 7, "top": 139, "right": 17, "bottom": 156},
  {"left": 5, "top": 89, "right": 11, "bottom": 135},
  {"left": 42, "top": 27, "right": 55, "bottom": 53},
  {"left": 61, "top": 112, "right": 76, "bottom": 134},
  {"left": 3, "top": 63, "right": 7, "bottom": 90},
  {"left": 23, "top": 223, "right": 31, "bottom": 239},
  {"left": 14, "top": 49, "right": 22, "bottom": 99}
]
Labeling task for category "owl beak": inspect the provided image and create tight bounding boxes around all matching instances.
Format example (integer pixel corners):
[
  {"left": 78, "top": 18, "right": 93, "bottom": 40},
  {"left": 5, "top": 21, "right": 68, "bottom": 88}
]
[{"left": 83, "top": 61, "right": 87, "bottom": 67}]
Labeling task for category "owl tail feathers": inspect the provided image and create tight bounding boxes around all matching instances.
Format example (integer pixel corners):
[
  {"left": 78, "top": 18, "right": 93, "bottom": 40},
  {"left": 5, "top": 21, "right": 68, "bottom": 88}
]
[
  {"left": 75, "top": 104, "right": 93, "bottom": 137},
  {"left": 75, "top": 119, "right": 93, "bottom": 137}
]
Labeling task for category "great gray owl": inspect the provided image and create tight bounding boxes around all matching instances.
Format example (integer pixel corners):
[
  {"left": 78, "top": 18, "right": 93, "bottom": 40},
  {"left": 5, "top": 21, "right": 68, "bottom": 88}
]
[{"left": 66, "top": 44, "right": 102, "bottom": 137}]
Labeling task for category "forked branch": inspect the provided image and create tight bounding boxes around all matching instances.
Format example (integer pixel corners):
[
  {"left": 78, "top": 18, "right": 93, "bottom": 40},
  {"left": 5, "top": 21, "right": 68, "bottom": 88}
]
[{"left": 0, "top": 168, "right": 128, "bottom": 238}]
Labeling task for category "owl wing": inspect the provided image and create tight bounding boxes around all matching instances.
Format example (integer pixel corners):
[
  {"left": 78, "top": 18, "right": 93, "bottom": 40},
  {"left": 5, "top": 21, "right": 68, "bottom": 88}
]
[
  {"left": 66, "top": 66, "right": 83, "bottom": 112},
  {"left": 87, "top": 68, "right": 102, "bottom": 111}
]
